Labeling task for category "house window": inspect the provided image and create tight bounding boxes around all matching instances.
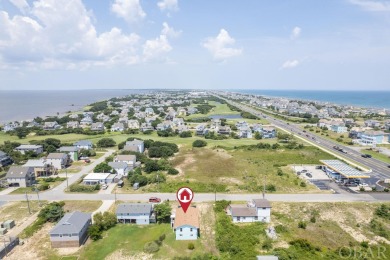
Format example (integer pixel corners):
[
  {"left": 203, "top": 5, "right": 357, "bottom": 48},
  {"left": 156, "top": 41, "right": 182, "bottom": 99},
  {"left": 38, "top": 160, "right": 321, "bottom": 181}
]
[
  {"left": 237, "top": 217, "right": 240, "bottom": 221},
  {"left": 254, "top": 216, "right": 258, "bottom": 220},
  {"left": 190, "top": 228, "right": 193, "bottom": 231},
  {"left": 180, "top": 228, "right": 182, "bottom": 232},
  {"left": 262, "top": 208, "right": 266, "bottom": 210},
  {"left": 243, "top": 217, "right": 246, "bottom": 220}
]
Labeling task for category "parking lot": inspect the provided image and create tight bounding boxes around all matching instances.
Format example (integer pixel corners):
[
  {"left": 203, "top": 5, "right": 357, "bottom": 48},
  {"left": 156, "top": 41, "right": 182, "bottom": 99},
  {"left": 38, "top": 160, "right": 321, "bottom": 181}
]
[{"left": 292, "top": 165, "right": 330, "bottom": 180}]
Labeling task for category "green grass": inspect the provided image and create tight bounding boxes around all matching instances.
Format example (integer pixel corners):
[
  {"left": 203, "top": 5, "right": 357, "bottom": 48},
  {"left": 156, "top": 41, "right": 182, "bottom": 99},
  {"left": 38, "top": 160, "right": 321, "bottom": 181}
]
[
  {"left": 185, "top": 101, "right": 240, "bottom": 120},
  {"left": 79, "top": 224, "right": 206, "bottom": 260},
  {"left": 10, "top": 179, "right": 64, "bottom": 194},
  {"left": 0, "top": 201, "right": 42, "bottom": 224}
]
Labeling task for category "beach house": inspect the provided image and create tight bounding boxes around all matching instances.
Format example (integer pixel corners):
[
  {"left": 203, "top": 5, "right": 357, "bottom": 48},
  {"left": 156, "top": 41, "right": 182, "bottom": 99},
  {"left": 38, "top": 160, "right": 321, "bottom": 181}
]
[{"left": 171, "top": 206, "right": 200, "bottom": 240}]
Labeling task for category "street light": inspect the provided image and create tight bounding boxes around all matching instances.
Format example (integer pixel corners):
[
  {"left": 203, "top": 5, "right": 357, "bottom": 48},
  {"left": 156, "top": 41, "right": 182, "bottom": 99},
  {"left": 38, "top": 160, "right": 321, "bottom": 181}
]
[
  {"left": 65, "top": 167, "right": 69, "bottom": 191},
  {"left": 34, "top": 185, "right": 41, "bottom": 207}
]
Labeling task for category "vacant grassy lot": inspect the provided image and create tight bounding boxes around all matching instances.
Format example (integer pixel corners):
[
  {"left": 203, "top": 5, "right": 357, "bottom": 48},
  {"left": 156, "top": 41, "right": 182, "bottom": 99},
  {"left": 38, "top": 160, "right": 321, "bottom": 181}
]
[
  {"left": 270, "top": 202, "right": 390, "bottom": 258},
  {"left": 138, "top": 145, "right": 335, "bottom": 193},
  {"left": 0, "top": 201, "right": 42, "bottom": 224},
  {"left": 63, "top": 200, "right": 102, "bottom": 213}
]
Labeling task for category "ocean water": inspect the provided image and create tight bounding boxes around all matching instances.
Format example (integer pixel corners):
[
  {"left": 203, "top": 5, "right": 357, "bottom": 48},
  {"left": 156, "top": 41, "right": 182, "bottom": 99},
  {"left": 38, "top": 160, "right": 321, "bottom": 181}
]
[
  {"left": 0, "top": 89, "right": 147, "bottom": 124},
  {"left": 231, "top": 90, "right": 390, "bottom": 110}
]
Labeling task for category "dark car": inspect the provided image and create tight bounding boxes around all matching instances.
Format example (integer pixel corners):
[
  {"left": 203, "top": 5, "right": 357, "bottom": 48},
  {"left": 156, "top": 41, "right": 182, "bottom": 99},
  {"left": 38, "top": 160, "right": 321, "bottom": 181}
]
[
  {"left": 387, "top": 165, "right": 390, "bottom": 168},
  {"left": 306, "top": 172, "right": 312, "bottom": 178},
  {"left": 361, "top": 154, "right": 372, "bottom": 158}
]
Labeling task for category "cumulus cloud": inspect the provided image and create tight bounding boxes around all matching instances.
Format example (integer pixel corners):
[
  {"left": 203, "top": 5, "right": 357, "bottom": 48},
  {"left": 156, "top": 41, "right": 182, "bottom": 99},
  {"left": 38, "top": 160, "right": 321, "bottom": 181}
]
[
  {"left": 281, "top": 60, "right": 300, "bottom": 69},
  {"left": 348, "top": 0, "right": 390, "bottom": 11},
  {"left": 157, "top": 0, "right": 179, "bottom": 12},
  {"left": 0, "top": 0, "right": 141, "bottom": 69},
  {"left": 162, "top": 22, "right": 181, "bottom": 38},
  {"left": 111, "top": 0, "right": 146, "bottom": 23},
  {"left": 202, "top": 29, "right": 242, "bottom": 60},
  {"left": 142, "top": 22, "right": 179, "bottom": 61},
  {"left": 291, "top": 26, "right": 301, "bottom": 39}
]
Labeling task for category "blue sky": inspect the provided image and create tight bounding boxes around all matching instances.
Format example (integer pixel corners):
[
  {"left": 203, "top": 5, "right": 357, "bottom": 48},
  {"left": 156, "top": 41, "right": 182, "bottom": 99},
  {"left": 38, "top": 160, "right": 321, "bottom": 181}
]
[{"left": 0, "top": 0, "right": 390, "bottom": 90}]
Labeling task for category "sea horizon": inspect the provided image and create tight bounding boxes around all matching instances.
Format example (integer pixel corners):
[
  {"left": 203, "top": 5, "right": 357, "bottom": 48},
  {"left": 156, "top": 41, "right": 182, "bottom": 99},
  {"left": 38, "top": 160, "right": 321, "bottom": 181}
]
[{"left": 1, "top": 89, "right": 389, "bottom": 124}]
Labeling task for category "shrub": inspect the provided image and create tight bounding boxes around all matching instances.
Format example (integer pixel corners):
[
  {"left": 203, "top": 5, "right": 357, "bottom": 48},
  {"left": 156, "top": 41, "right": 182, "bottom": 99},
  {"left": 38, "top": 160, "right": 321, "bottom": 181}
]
[
  {"left": 300, "top": 181, "right": 307, "bottom": 187},
  {"left": 384, "top": 188, "right": 389, "bottom": 192},
  {"left": 159, "top": 234, "right": 166, "bottom": 242},
  {"left": 192, "top": 140, "right": 207, "bottom": 147},
  {"left": 262, "top": 239, "right": 273, "bottom": 250},
  {"left": 298, "top": 221, "right": 307, "bottom": 229},
  {"left": 310, "top": 216, "right": 316, "bottom": 223},
  {"left": 179, "top": 131, "right": 192, "bottom": 138},
  {"left": 188, "top": 242, "right": 195, "bottom": 250},
  {"left": 167, "top": 168, "right": 179, "bottom": 175},
  {"left": 97, "top": 138, "right": 116, "bottom": 148},
  {"left": 144, "top": 241, "right": 160, "bottom": 253},
  {"left": 275, "top": 224, "right": 288, "bottom": 233},
  {"left": 37, "top": 183, "right": 50, "bottom": 191},
  {"left": 266, "top": 184, "right": 276, "bottom": 192}
]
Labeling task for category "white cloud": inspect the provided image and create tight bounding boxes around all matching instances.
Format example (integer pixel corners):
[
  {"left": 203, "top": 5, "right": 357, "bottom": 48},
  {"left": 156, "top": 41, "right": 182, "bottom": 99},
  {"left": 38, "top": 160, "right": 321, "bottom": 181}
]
[
  {"left": 348, "top": 0, "right": 390, "bottom": 11},
  {"left": 142, "top": 22, "right": 179, "bottom": 61},
  {"left": 157, "top": 0, "right": 179, "bottom": 12},
  {"left": 202, "top": 29, "right": 242, "bottom": 60},
  {"left": 291, "top": 26, "right": 301, "bottom": 39},
  {"left": 8, "top": 0, "right": 29, "bottom": 12},
  {"left": 162, "top": 22, "right": 181, "bottom": 38},
  {"left": 111, "top": 0, "right": 146, "bottom": 23},
  {"left": 0, "top": 0, "right": 141, "bottom": 69},
  {"left": 281, "top": 60, "right": 300, "bottom": 69}
]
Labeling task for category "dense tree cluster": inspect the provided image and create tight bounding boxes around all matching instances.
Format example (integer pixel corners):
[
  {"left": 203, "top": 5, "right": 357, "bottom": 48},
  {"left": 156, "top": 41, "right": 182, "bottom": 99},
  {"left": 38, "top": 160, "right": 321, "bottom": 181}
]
[{"left": 97, "top": 138, "right": 116, "bottom": 148}]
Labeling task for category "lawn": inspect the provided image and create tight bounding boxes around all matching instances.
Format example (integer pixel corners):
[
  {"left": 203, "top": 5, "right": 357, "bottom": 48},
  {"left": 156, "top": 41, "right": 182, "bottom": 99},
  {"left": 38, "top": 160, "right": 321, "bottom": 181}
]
[
  {"left": 185, "top": 101, "right": 240, "bottom": 120},
  {"left": 10, "top": 178, "right": 65, "bottom": 194},
  {"left": 78, "top": 224, "right": 206, "bottom": 260}
]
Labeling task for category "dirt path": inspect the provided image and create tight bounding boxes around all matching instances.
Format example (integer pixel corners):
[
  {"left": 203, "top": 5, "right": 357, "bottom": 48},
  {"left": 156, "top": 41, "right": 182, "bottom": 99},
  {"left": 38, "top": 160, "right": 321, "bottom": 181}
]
[{"left": 7, "top": 211, "right": 39, "bottom": 238}]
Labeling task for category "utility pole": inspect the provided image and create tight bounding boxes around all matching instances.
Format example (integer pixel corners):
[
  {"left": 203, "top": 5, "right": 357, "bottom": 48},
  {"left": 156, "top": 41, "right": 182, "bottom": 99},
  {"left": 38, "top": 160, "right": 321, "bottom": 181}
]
[
  {"left": 114, "top": 189, "right": 117, "bottom": 203},
  {"left": 263, "top": 175, "right": 266, "bottom": 199},
  {"left": 214, "top": 188, "right": 216, "bottom": 202},
  {"left": 65, "top": 168, "right": 69, "bottom": 191},
  {"left": 35, "top": 186, "right": 41, "bottom": 207},
  {"left": 25, "top": 191, "right": 31, "bottom": 215}
]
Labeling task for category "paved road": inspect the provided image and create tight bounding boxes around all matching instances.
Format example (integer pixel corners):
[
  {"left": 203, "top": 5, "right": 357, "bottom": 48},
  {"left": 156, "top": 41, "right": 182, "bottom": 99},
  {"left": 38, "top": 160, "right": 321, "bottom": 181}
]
[
  {"left": 1, "top": 191, "right": 390, "bottom": 202},
  {"left": 212, "top": 93, "right": 390, "bottom": 185}
]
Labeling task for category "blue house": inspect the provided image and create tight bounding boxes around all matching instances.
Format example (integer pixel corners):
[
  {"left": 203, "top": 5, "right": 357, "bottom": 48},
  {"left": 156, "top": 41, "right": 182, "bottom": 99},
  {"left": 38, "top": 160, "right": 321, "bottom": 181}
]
[
  {"left": 172, "top": 206, "right": 199, "bottom": 240},
  {"left": 360, "top": 131, "right": 386, "bottom": 145},
  {"left": 125, "top": 139, "right": 144, "bottom": 153},
  {"left": 261, "top": 126, "right": 277, "bottom": 139}
]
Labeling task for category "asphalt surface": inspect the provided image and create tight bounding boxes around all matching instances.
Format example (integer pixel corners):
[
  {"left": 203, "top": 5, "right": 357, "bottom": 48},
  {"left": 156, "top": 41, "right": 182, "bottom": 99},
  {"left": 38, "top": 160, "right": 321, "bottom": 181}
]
[{"left": 213, "top": 94, "right": 390, "bottom": 186}]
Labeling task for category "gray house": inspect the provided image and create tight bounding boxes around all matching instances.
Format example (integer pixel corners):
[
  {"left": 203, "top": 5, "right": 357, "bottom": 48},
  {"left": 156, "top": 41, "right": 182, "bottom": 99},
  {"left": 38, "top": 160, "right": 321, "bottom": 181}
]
[
  {"left": 6, "top": 166, "right": 35, "bottom": 187},
  {"left": 125, "top": 139, "right": 144, "bottom": 153},
  {"left": 116, "top": 203, "right": 156, "bottom": 225},
  {"left": 73, "top": 140, "right": 93, "bottom": 150},
  {"left": 49, "top": 211, "right": 92, "bottom": 248},
  {"left": 0, "top": 150, "right": 12, "bottom": 167},
  {"left": 15, "top": 144, "right": 43, "bottom": 154}
]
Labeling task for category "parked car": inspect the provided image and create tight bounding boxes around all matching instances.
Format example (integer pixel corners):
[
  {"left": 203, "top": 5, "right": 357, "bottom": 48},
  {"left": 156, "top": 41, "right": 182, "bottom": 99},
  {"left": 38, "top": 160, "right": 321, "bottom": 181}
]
[
  {"left": 359, "top": 183, "right": 368, "bottom": 187},
  {"left": 361, "top": 154, "right": 372, "bottom": 158},
  {"left": 84, "top": 159, "right": 91, "bottom": 163},
  {"left": 102, "top": 184, "right": 108, "bottom": 190},
  {"left": 149, "top": 197, "right": 161, "bottom": 203},
  {"left": 306, "top": 172, "right": 312, "bottom": 178}
]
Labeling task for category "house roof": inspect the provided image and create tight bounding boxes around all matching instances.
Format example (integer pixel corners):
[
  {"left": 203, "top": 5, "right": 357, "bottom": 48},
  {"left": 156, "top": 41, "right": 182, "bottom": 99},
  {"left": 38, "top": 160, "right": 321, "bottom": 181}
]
[
  {"left": 108, "top": 162, "right": 128, "bottom": 169},
  {"left": 116, "top": 203, "right": 152, "bottom": 214},
  {"left": 126, "top": 139, "right": 143, "bottom": 145},
  {"left": 6, "top": 166, "right": 33, "bottom": 178},
  {"left": 59, "top": 146, "right": 78, "bottom": 152},
  {"left": 320, "top": 159, "right": 370, "bottom": 179},
  {"left": 83, "top": 173, "right": 111, "bottom": 180},
  {"left": 116, "top": 155, "right": 136, "bottom": 161},
  {"left": 252, "top": 199, "right": 272, "bottom": 208},
  {"left": 23, "top": 159, "right": 46, "bottom": 167},
  {"left": 16, "top": 144, "right": 42, "bottom": 150},
  {"left": 50, "top": 211, "right": 91, "bottom": 235},
  {"left": 173, "top": 206, "right": 199, "bottom": 228},
  {"left": 230, "top": 206, "right": 257, "bottom": 217},
  {"left": 123, "top": 145, "right": 138, "bottom": 152},
  {"left": 74, "top": 140, "right": 93, "bottom": 146},
  {"left": 47, "top": 153, "right": 67, "bottom": 159}
]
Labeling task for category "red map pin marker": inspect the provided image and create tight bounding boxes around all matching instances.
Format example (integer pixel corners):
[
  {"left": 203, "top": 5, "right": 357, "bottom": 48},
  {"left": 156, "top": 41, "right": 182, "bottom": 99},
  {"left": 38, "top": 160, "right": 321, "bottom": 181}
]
[{"left": 176, "top": 187, "right": 194, "bottom": 213}]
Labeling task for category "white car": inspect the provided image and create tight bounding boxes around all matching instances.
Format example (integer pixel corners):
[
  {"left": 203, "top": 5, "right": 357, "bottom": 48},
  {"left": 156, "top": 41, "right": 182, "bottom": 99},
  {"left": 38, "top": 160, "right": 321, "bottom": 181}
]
[{"left": 358, "top": 183, "right": 368, "bottom": 187}]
